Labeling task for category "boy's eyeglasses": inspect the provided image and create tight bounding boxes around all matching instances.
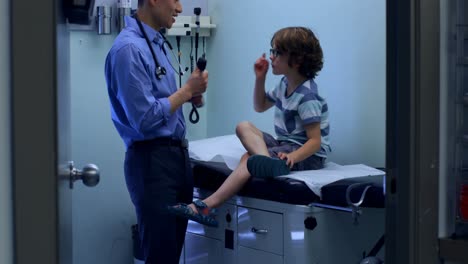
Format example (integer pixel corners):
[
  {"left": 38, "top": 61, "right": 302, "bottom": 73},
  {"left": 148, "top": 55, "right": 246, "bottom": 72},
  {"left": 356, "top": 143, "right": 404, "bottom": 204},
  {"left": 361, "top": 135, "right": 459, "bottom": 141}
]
[{"left": 270, "top": 48, "right": 283, "bottom": 57}]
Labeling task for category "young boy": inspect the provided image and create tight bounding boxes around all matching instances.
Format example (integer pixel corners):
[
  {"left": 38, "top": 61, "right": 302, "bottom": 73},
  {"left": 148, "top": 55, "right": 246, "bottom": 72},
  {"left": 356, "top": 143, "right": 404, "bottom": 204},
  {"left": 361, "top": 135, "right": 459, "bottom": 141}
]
[{"left": 169, "top": 27, "right": 330, "bottom": 227}]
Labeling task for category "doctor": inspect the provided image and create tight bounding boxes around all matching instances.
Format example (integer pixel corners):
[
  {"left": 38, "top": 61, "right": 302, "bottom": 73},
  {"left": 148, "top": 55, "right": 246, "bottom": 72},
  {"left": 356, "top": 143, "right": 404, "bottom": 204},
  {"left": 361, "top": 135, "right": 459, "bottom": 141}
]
[{"left": 104, "top": 0, "right": 208, "bottom": 263}]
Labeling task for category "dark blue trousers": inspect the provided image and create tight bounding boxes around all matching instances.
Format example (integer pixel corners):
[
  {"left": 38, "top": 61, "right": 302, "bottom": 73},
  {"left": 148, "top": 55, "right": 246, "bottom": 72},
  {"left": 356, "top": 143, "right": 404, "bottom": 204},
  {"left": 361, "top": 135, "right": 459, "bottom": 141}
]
[{"left": 125, "top": 139, "right": 193, "bottom": 264}]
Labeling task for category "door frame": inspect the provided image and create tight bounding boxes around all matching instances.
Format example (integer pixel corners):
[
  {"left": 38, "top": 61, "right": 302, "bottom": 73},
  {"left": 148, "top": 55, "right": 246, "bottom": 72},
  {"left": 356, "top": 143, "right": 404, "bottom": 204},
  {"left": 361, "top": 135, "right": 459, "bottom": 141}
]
[
  {"left": 386, "top": 0, "right": 440, "bottom": 263},
  {"left": 1, "top": 0, "right": 12, "bottom": 263},
  {"left": 11, "top": 0, "right": 60, "bottom": 263}
]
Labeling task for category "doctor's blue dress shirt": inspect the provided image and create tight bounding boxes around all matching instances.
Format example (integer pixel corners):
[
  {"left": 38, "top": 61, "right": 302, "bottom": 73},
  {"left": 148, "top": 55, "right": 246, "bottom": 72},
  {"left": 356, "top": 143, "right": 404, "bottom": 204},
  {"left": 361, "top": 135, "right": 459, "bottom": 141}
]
[{"left": 104, "top": 16, "right": 185, "bottom": 148}]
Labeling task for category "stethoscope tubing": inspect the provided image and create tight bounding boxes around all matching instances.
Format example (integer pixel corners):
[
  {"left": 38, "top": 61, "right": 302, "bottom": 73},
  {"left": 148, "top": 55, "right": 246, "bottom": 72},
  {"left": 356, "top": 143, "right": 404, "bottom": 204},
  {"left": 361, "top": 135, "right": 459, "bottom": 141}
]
[{"left": 133, "top": 14, "right": 201, "bottom": 124}]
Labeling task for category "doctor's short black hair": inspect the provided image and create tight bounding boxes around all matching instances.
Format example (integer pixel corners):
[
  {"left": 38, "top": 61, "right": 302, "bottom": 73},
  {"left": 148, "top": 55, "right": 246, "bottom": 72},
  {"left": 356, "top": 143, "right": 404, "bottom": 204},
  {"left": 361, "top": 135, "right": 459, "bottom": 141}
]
[{"left": 271, "top": 27, "right": 324, "bottom": 79}]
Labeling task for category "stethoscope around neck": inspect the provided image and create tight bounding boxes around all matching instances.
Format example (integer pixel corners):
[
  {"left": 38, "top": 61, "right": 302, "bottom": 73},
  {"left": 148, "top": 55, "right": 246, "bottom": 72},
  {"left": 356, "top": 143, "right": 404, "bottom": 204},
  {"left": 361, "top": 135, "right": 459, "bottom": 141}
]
[
  {"left": 133, "top": 14, "right": 188, "bottom": 80},
  {"left": 133, "top": 13, "right": 205, "bottom": 124}
]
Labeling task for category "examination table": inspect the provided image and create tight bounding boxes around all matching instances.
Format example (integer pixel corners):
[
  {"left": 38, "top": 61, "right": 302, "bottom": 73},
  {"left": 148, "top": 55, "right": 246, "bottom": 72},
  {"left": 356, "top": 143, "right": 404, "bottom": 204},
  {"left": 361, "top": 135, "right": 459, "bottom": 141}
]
[{"left": 181, "top": 136, "right": 386, "bottom": 264}]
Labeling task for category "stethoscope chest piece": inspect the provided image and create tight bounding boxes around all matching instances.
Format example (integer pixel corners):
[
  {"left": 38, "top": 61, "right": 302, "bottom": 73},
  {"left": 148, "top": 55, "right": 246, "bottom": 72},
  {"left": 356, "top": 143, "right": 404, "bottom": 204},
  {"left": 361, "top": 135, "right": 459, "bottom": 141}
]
[{"left": 156, "top": 66, "right": 166, "bottom": 80}]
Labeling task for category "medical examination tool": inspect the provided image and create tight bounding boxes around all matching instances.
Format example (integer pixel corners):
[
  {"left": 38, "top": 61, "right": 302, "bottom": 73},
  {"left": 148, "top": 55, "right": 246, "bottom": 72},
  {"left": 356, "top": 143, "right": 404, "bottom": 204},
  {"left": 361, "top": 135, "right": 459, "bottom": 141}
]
[
  {"left": 96, "top": 6, "right": 112, "bottom": 35},
  {"left": 116, "top": 0, "right": 131, "bottom": 32},
  {"left": 133, "top": 11, "right": 207, "bottom": 124},
  {"left": 194, "top": 7, "right": 206, "bottom": 71},
  {"left": 134, "top": 14, "right": 188, "bottom": 80},
  {"left": 188, "top": 7, "right": 207, "bottom": 124},
  {"left": 176, "top": 36, "right": 182, "bottom": 88}
]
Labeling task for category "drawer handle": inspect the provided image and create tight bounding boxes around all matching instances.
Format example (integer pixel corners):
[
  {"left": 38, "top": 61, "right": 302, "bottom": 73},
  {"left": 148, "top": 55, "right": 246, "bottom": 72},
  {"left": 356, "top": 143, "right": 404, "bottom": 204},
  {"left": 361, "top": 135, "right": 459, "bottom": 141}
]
[{"left": 251, "top": 227, "right": 268, "bottom": 234}]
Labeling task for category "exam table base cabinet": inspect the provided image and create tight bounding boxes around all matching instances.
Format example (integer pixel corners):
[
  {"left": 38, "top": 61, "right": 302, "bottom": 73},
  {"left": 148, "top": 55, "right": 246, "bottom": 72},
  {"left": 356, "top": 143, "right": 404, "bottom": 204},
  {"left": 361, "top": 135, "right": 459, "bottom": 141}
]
[{"left": 182, "top": 192, "right": 385, "bottom": 264}]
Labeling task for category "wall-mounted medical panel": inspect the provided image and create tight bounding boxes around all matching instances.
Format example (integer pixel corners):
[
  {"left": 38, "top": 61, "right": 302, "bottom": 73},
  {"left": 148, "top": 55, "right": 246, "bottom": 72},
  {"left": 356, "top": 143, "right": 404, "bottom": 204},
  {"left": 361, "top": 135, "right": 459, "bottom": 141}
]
[
  {"left": 69, "top": 12, "right": 215, "bottom": 36},
  {"left": 166, "top": 16, "right": 216, "bottom": 37},
  {"left": 66, "top": 0, "right": 214, "bottom": 36}
]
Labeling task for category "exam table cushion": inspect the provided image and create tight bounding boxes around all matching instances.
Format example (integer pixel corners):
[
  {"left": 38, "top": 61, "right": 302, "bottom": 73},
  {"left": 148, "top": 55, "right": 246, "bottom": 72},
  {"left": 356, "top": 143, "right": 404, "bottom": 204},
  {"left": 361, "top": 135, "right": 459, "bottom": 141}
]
[
  {"left": 192, "top": 160, "right": 385, "bottom": 208},
  {"left": 191, "top": 159, "right": 320, "bottom": 205}
]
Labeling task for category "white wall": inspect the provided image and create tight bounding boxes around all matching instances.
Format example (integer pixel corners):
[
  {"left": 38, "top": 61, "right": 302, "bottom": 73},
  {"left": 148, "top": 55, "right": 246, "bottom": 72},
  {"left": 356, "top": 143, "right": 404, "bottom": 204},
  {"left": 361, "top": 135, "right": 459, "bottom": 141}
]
[
  {"left": 206, "top": 0, "right": 386, "bottom": 167},
  {"left": 0, "top": 0, "right": 12, "bottom": 262},
  {"left": 70, "top": 33, "right": 135, "bottom": 264}
]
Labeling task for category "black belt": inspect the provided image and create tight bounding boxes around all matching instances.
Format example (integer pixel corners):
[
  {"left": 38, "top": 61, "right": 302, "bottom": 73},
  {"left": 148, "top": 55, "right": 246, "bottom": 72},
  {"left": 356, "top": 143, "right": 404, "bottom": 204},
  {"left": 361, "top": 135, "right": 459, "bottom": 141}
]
[{"left": 131, "top": 137, "right": 188, "bottom": 149}]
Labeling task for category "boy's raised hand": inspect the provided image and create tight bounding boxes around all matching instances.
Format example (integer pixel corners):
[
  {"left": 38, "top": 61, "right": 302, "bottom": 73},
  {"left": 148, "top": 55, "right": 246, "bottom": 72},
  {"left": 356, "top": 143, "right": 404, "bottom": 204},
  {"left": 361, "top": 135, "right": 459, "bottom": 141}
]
[{"left": 254, "top": 53, "right": 269, "bottom": 78}]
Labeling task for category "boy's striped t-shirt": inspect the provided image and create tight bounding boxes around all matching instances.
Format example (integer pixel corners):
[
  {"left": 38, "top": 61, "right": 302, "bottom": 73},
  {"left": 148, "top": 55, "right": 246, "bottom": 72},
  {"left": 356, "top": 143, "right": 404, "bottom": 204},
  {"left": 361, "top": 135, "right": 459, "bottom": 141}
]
[{"left": 266, "top": 77, "right": 330, "bottom": 158}]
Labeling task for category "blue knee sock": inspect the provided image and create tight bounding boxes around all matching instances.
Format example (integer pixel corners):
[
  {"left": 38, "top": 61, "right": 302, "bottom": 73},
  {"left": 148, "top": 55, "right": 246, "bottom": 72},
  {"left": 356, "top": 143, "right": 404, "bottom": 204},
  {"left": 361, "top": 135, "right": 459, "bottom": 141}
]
[{"left": 247, "top": 155, "right": 290, "bottom": 178}]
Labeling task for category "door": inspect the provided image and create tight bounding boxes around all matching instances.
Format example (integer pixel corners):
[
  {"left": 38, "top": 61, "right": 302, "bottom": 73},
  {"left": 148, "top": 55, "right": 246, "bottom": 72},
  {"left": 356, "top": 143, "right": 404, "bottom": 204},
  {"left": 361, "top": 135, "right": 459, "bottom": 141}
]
[
  {"left": 11, "top": 1, "right": 99, "bottom": 264},
  {"left": 12, "top": 0, "right": 61, "bottom": 263}
]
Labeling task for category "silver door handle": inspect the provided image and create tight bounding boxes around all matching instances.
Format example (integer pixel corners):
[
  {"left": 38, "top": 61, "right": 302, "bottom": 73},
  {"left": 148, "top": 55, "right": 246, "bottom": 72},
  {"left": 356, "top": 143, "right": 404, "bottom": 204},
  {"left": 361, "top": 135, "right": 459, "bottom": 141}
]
[
  {"left": 69, "top": 161, "right": 100, "bottom": 189},
  {"left": 251, "top": 227, "right": 268, "bottom": 234}
]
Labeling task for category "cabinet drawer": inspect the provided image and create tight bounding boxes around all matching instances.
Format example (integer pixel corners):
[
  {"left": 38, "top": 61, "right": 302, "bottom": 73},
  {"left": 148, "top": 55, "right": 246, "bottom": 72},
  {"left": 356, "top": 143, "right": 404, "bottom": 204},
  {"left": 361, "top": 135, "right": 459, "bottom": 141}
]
[
  {"left": 237, "top": 207, "right": 283, "bottom": 254},
  {"left": 184, "top": 233, "right": 222, "bottom": 264},
  {"left": 238, "top": 246, "right": 283, "bottom": 264}
]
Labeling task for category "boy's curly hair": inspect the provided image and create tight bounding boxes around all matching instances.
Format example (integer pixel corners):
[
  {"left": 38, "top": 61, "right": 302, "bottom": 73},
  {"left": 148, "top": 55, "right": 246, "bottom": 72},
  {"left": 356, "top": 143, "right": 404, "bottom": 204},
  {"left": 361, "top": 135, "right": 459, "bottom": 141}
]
[{"left": 271, "top": 27, "right": 324, "bottom": 79}]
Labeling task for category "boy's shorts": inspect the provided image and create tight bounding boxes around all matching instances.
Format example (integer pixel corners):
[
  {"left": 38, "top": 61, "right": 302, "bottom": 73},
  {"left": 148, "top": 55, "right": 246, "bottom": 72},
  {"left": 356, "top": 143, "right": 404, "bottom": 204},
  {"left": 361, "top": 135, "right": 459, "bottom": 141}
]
[{"left": 262, "top": 132, "right": 325, "bottom": 171}]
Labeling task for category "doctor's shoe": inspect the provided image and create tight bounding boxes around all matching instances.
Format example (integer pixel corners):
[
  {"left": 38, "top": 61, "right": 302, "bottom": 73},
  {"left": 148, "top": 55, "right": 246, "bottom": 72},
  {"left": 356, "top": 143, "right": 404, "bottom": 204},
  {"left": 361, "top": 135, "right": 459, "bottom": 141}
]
[{"left": 247, "top": 155, "right": 290, "bottom": 178}]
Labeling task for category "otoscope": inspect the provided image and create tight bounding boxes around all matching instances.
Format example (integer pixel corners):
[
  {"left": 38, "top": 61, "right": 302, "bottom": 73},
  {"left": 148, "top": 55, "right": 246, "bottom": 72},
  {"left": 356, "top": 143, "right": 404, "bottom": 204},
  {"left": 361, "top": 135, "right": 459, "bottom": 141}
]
[
  {"left": 194, "top": 8, "right": 206, "bottom": 71},
  {"left": 189, "top": 7, "right": 206, "bottom": 124}
]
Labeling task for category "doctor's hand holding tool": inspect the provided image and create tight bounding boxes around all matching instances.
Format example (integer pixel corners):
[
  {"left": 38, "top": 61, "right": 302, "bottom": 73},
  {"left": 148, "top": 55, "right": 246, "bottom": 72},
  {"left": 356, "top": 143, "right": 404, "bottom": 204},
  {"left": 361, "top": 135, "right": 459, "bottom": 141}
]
[{"left": 189, "top": 7, "right": 207, "bottom": 124}]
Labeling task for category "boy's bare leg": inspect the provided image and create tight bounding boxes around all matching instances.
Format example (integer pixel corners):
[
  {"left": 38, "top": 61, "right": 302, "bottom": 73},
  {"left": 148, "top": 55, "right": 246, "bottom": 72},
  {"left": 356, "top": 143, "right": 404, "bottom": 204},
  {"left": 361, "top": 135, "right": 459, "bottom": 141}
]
[
  {"left": 202, "top": 153, "right": 250, "bottom": 209},
  {"left": 238, "top": 122, "right": 290, "bottom": 179},
  {"left": 189, "top": 121, "right": 270, "bottom": 211},
  {"left": 236, "top": 121, "right": 270, "bottom": 156}
]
